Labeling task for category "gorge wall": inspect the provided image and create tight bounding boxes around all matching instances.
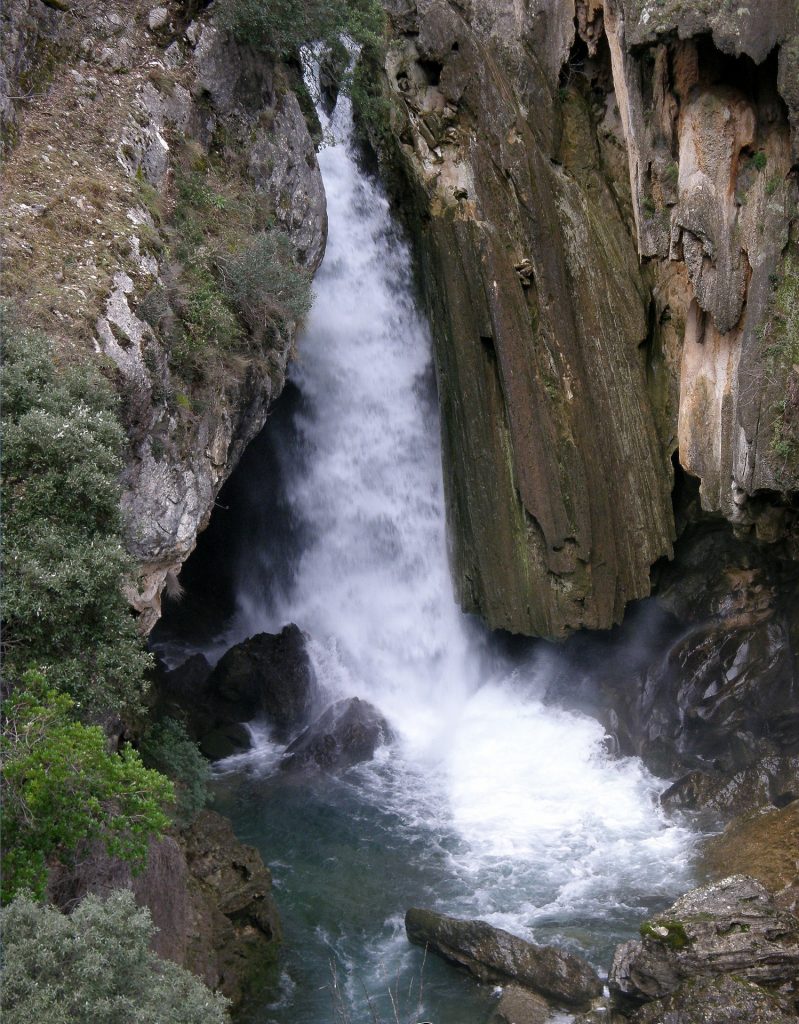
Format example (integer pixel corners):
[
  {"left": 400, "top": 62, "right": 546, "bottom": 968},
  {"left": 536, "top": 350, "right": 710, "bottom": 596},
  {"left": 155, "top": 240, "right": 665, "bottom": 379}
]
[
  {"left": 2, "top": 0, "right": 326, "bottom": 632},
  {"left": 368, "top": 0, "right": 799, "bottom": 638}
]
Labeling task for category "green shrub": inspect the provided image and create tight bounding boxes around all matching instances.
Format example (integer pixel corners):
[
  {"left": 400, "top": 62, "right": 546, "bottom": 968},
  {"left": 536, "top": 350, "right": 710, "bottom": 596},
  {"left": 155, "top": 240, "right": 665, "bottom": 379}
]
[
  {"left": 1, "top": 677, "right": 174, "bottom": 902},
  {"left": 216, "top": 0, "right": 384, "bottom": 61},
  {"left": 140, "top": 718, "right": 210, "bottom": 826},
  {"left": 183, "top": 270, "right": 243, "bottom": 350},
  {"left": 752, "top": 150, "right": 767, "bottom": 171},
  {"left": 1, "top": 889, "right": 230, "bottom": 1024},
  {"left": 219, "top": 229, "right": 312, "bottom": 339},
  {"left": 1, "top": 323, "right": 151, "bottom": 715}
]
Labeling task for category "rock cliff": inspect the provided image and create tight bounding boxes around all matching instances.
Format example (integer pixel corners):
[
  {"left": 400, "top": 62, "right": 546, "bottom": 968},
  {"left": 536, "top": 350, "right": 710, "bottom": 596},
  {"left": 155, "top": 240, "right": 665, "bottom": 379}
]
[
  {"left": 367, "top": 0, "right": 799, "bottom": 638},
  {"left": 1, "top": 0, "right": 326, "bottom": 632}
]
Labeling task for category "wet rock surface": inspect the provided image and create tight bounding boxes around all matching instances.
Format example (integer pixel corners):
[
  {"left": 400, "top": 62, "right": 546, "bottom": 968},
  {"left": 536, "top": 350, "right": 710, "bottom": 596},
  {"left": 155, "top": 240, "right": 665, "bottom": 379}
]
[
  {"left": 609, "top": 875, "right": 799, "bottom": 1009},
  {"left": 405, "top": 908, "right": 603, "bottom": 1010},
  {"left": 157, "top": 624, "right": 318, "bottom": 756},
  {"left": 206, "top": 625, "right": 319, "bottom": 742},
  {"left": 280, "top": 697, "right": 392, "bottom": 772}
]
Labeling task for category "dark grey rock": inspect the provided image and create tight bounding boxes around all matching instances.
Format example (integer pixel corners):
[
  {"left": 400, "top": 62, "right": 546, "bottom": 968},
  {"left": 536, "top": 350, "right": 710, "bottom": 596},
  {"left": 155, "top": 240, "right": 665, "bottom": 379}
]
[
  {"left": 207, "top": 625, "right": 318, "bottom": 742},
  {"left": 280, "top": 697, "right": 392, "bottom": 772},
  {"left": 405, "top": 908, "right": 602, "bottom": 1010}
]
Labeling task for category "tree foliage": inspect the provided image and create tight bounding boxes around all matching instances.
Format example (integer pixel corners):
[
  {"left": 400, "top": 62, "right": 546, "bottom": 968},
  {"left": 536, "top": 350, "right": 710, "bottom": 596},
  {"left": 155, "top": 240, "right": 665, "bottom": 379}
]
[
  {"left": 1, "top": 889, "right": 230, "bottom": 1024},
  {"left": 140, "top": 718, "right": 210, "bottom": 827},
  {"left": 1, "top": 677, "right": 174, "bottom": 902},
  {"left": 1, "top": 324, "right": 151, "bottom": 715},
  {"left": 217, "top": 0, "right": 384, "bottom": 60}
]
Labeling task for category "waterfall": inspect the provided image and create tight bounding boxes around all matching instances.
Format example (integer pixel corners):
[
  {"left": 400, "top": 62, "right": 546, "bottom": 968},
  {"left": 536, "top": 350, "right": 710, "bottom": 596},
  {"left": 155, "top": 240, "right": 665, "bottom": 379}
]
[{"left": 207, "top": 88, "right": 696, "bottom": 1023}]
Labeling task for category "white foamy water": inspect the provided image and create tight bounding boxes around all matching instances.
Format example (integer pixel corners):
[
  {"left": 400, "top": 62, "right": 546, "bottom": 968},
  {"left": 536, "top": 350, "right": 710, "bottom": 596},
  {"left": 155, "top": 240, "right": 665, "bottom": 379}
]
[{"left": 214, "top": 84, "right": 696, "bottom": 1020}]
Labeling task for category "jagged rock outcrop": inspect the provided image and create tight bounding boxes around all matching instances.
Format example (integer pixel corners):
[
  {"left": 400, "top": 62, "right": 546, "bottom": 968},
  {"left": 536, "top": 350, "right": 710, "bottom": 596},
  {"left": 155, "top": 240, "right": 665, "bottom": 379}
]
[
  {"left": 371, "top": 0, "right": 799, "bottom": 639},
  {"left": 47, "top": 810, "right": 281, "bottom": 1010},
  {"left": 1, "top": 0, "right": 327, "bottom": 632},
  {"left": 405, "top": 908, "right": 603, "bottom": 1010},
  {"left": 157, "top": 624, "right": 319, "bottom": 755},
  {"left": 609, "top": 875, "right": 799, "bottom": 1012},
  {"left": 280, "top": 697, "right": 393, "bottom": 771}
]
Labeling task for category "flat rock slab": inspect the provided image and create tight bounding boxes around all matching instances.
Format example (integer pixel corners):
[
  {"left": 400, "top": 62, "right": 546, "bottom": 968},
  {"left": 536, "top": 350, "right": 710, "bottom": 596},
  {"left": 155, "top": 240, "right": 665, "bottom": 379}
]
[
  {"left": 405, "top": 908, "right": 602, "bottom": 1010},
  {"left": 610, "top": 874, "right": 799, "bottom": 1007}
]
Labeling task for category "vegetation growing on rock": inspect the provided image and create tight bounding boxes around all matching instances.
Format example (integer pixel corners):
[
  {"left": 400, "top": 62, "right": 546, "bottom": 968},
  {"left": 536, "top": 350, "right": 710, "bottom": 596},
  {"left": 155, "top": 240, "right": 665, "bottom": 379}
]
[
  {"left": 0, "top": 678, "right": 173, "bottom": 903},
  {"left": 1, "top": 322, "right": 151, "bottom": 715}
]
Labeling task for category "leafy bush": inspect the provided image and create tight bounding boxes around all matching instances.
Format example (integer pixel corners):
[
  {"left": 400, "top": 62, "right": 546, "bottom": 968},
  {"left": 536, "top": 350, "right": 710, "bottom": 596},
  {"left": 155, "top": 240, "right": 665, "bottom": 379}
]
[
  {"left": 764, "top": 252, "right": 799, "bottom": 472},
  {"left": 1, "top": 323, "right": 151, "bottom": 715},
  {"left": 220, "top": 230, "right": 312, "bottom": 339},
  {"left": 1, "top": 677, "right": 174, "bottom": 902},
  {"left": 217, "top": 0, "right": 384, "bottom": 61},
  {"left": 140, "top": 718, "right": 210, "bottom": 827},
  {"left": 1, "top": 889, "right": 230, "bottom": 1024}
]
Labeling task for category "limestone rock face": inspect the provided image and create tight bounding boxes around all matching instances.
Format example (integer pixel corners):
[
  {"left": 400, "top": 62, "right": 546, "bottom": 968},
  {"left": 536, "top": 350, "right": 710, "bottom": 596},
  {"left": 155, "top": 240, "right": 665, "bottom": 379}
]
[
  {"left": 377, "top": 0, "right": 675, "bottom": 637},
  {"left": 1, "top": 0, "right": 327, "bottom": 634},
  {"left": 405, "top": 908, "right": 603, "bottom": 1010},
  {"left": 609, "top": 875, "right": 799, "bottom": 1008},
  {"left": 373, "top": 0, "right": 799, "bottom": 638}
]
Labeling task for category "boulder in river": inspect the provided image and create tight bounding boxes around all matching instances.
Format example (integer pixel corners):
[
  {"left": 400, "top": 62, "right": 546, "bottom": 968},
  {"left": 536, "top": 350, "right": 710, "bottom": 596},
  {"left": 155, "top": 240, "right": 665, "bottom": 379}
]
[
  {"left": 156, "top": 625, "right": 319, "bottom": 756},
  {"left": 404, "top": 908, "right": 602, "bottom": 1010},
  {"left": 280, "top": 697, "right": 392, "bottom": 772},
  {"left": 609, "top": 875, "right": 799, "bottom": 1009},
  {"left": 207, "top": 624, "right": 318, "bottom": 741}
]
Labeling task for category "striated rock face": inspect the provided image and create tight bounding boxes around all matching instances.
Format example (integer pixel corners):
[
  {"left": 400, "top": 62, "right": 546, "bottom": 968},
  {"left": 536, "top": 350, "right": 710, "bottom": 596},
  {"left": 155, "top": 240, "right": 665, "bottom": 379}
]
[
  {"left": 609, "top": 875, "right": 799, "bottom": 1010},
  {"left": 377, "top": 0, "right": 674, "bottom": 637},
  {"left": 372, "top": 0, "right": 799, "bottom": 638},
  {"left": 47, "top": 810, "right": 281, "bottom": 1010},
  {"left": 1, "top": 0, "right": 327, "bottom": 633},
  {"left": 405, "top": 908, "right": 603, "bottom": 1010}
]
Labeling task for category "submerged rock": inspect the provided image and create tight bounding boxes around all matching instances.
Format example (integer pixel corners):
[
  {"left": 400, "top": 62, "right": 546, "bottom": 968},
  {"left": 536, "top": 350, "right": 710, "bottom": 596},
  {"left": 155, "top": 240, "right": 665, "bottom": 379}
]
[
  {"left": 609, "top": 875, "right": 799, "bottom": 1009},
  {"left": 404, "top": 908, "right": 602, "bottom": 1010},
  {"left": 280, "top": 697, "right": 392, "bottom": 772}
]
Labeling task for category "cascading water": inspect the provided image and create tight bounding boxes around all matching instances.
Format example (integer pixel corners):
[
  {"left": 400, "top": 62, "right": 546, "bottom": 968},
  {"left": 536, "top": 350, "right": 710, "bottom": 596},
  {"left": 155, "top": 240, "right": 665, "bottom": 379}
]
[{"left": 184, "top": 84, "right": 698, "bottom": 1023}]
